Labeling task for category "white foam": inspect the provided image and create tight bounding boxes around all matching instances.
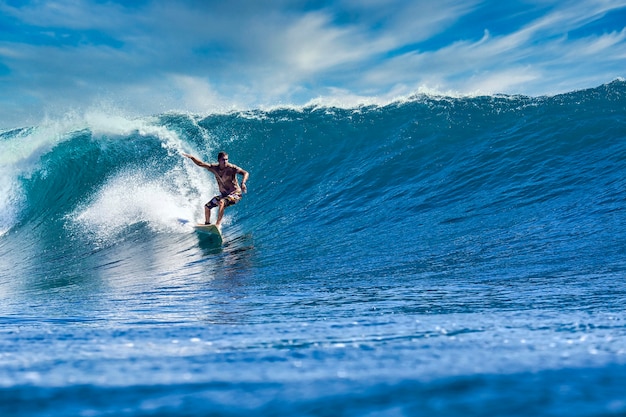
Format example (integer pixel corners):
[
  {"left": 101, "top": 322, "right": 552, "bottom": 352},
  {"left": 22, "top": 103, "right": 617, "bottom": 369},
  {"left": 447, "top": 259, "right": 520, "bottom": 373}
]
[
  {"left": 0, "top": 175, "right": 23, "bottom": 237},
  {"left": 71, "top": 170, "right": 200, "bottom": 242}
]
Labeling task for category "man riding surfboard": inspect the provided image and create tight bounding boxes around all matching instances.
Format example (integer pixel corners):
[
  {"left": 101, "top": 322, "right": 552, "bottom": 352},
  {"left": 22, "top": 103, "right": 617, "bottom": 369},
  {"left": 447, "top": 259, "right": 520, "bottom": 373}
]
[{"left": 183, "top": 152, "right": 249, "bottom": 227}]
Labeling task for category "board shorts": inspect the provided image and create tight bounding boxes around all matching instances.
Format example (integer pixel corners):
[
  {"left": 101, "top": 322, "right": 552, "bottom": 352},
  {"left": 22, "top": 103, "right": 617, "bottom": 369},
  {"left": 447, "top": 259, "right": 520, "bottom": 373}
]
[{"left": 205, "top": 192, "right": 242, "bottom": 209}]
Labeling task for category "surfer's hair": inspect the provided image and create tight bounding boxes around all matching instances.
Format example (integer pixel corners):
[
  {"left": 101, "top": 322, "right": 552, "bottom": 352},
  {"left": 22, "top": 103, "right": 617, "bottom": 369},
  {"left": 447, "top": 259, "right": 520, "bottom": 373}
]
[{"left": 217, "top": 151, "right": 228, "bottom": 161}]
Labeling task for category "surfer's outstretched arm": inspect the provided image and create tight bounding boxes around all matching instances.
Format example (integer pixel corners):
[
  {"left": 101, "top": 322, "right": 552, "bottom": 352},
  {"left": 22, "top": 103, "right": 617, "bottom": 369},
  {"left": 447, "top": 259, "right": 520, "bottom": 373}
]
[{"left": 182, "top": 153, "right": 211, "bottom": 169}]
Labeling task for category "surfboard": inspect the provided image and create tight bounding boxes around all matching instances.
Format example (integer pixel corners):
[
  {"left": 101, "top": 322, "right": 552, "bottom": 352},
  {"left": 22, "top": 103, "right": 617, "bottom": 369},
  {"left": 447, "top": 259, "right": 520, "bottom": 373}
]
[{"left": 193, "top": 223, "right": 223, "bottom": 244}]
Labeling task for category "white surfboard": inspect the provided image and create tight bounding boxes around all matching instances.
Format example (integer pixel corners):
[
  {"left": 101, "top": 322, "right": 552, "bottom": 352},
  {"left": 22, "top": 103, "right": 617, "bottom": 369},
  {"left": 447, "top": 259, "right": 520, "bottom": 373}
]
[{"left": 193, "top": 223, "right": 223, "bottom": 244}]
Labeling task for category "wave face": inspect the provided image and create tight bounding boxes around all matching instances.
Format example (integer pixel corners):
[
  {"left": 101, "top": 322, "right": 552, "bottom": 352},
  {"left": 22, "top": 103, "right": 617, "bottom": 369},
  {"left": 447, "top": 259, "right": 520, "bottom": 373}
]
[{"left": 1, "top": 81, "right": 626, "bottom": 416}]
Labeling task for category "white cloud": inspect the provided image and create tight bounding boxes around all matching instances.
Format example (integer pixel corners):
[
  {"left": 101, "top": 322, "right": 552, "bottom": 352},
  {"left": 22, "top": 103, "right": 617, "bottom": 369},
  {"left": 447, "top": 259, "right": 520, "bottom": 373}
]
[
  {"left": 349, "top": 0, "right": 626, "bottom": 95},
  {"left": 0, "top": 0, "right": 127, "bottom": 30},
  {"left": 565, "top": 28, "right": 626, "bottom": 56},
  {"left": 168, "top": 74, "right": 231, "bottom": 112},
  {"left": 466, "top": 69, "right": 541, "bottom": 95}
]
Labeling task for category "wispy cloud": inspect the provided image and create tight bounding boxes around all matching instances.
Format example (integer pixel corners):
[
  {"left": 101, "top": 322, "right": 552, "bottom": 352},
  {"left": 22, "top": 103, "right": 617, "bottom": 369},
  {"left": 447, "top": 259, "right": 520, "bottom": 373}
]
[{"left": 0, "top": 0, "right": 625, "bottom": 128}]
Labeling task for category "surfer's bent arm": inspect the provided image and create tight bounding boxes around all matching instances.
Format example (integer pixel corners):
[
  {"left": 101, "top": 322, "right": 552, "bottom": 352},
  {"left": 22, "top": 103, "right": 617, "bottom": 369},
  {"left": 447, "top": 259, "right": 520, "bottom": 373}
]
[
  {"left": 238, "top": 167, "right": 249, "bottom": 193},
  {"left": 182, "top": 153, "right": 212, "bottom": 170}
]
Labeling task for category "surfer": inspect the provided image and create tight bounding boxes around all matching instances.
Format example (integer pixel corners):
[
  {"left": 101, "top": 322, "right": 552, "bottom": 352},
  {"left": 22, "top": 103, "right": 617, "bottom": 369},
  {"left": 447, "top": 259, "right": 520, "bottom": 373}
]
[{"left": 182, "top": 152, "right": 249, "bottom": 227}]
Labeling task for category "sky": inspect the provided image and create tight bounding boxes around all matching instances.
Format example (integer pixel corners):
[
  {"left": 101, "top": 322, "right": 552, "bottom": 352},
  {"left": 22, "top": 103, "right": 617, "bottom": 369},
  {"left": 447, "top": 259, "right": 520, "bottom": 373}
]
[{"left": 0, "top": 0, "right": 625, "bottom": 129}]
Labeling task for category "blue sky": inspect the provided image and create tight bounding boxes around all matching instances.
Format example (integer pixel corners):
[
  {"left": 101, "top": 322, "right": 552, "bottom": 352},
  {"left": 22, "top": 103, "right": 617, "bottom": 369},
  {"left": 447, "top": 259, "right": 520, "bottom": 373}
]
[{"left": 1, "top": 0, "right": 625, "bottom": 128}]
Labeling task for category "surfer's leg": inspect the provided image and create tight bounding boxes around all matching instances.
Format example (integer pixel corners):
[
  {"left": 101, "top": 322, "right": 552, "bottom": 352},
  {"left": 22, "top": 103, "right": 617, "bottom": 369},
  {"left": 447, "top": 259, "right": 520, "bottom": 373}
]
[
  {"left": 205, "top": 196, "right": 221, "bottom": 224},
  {"left": 204, "top": 204, "right": 212, "bottom": 224},
  {"left": 214, "top": 193, "right": 240, "bottom": 226},
  {"left": 216, "top": 200, "right": 226, "bottom": 226}
]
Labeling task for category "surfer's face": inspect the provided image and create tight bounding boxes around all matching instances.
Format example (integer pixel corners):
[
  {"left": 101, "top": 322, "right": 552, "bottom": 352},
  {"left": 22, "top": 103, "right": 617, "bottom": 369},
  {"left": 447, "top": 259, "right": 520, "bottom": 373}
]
[{"left": 218, "top": 156, "right": 228, "bottom": 168}]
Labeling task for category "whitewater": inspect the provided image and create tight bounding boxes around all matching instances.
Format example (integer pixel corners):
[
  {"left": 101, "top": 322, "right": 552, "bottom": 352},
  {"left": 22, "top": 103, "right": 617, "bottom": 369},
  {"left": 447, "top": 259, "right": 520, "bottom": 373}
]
[{"left": 1, "top": 81, "right": 625, "bottom": 416}]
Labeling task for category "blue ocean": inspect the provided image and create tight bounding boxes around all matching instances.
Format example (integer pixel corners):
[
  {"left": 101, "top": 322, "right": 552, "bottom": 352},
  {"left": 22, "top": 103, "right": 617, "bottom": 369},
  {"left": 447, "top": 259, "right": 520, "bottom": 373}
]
[{"left": 1, "top": 80, "right": 625, "bottom": 416}]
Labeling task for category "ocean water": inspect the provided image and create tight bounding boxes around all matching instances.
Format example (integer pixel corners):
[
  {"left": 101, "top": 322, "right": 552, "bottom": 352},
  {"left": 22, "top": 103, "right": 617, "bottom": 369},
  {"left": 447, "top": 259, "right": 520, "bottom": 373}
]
[{"left": 1, "top": 80, "right": 625, "bottom": 416}]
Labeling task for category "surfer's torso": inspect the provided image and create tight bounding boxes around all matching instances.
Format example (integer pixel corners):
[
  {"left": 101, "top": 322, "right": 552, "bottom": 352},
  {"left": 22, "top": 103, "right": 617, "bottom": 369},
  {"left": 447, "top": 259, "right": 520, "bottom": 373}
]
[{"left": 207, "top": 163, "right": 244, "bottom": 195}]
